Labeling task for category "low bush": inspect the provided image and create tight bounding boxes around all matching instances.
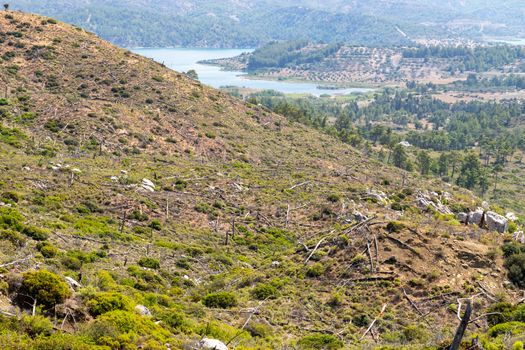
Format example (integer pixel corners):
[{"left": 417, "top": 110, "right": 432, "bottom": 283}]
[
  {"left": 87, "top": 292, "right": 133, "bottom": 316},
  {"left": 138, "top": 257, "right": 160, "bottom": 269},
  {"left": 20, "top": 270, "right": 71, "bottom": 309},
  {"left": 202, "top": 292, "right": 238, "bottom": 309},
  {"left": 297, "top": 334, "right": 343, "bottom": 350}
]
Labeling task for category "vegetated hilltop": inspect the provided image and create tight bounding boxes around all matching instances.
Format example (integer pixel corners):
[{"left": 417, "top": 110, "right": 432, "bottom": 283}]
[
  {"left": 12, "top": 0, "right": 525, "bottom": 48},
  {"left": 204, "top": 41, "right": 525, "bottom": 86},
  {"left": 0, "top": 11, "right": 524, "bottom": 350}
]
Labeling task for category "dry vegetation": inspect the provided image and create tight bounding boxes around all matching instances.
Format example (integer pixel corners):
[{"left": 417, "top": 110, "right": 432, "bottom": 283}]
[{"left": 0, "top": 11, "right": 523, "bottom": 350}]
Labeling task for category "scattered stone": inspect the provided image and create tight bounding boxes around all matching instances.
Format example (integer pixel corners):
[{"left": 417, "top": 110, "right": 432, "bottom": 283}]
[
  {"left": 415, "top": 191, "right": 451, "bottom": 214},
  {"left": 64, "top": 276, "right": 82, "bottom": 290},
  {"left": 135, "top": 304, "right": 152, "bottom": 317},
  {"left": 198, "top": 338, "right": 228, "bottom": 350},
  {"left": 110, "top": 176, "right": 119, "bottom": 181},
  {"left": 121, "top": 170, "right": 128, "bottom": 175},
  {"left": 485, "top": 211, "right": 508, "bottom": 233},
  {"left": 506, "top": 212, "right": 518, "bottom": 221},
  {"left": 366, "top": 189, "right": 388, "bottom": 204},
  {"left": 352, "top": 210, "right": 368, "bottom": 222},
  {"left": 398, "top": 141, "right": 411, "bottom": 147},
  {"left": 271, "top": 261, "right": 281, "bottom": 268},
  {"left": 141, "top": 178, "right": 155, "bottom": 192},
  {"left": 71, "top": 168, "right": 82, "bottom": 174}
]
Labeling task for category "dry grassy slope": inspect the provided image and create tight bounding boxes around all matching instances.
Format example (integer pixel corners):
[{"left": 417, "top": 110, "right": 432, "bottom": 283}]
[{"left": 0, "top": 11, "right": 518, "bottom": 349}]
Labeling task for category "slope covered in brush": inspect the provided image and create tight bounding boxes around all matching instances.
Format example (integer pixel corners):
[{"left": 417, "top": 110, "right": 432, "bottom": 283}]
[{"left": 0, "top": 11, "right": 523, "bottom": 350}]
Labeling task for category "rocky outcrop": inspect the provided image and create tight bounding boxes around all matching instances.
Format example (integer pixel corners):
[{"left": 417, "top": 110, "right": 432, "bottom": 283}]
[
  {"left": 467, "top": 208, "right": 485, "bottom": 226},
  {"left": 485, "top": 211, "right": 508, "bottom": 233},
  {"left": 462, "top": 208, "right": 509, "bottom": 233},
  {"left": 415, "top": 191, "right": 452, "bottom": 214}
]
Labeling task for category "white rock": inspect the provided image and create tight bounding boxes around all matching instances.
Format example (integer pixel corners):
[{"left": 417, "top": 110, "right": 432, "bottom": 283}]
[
  {"left": 142, "top": 178, "right": 155, "bottom": 188},
  {"left": 271, "top": 261, "right": 281, "bottom": 267},
  {"left": 398, "top": 141, "right": 411, "bottom": 147},
  {"left": 485, "top": 211, "right": 508, "bottom": 233},
  {"left": 506, "top": 212, "right": 518, "bottom": 221},
  {"left": 467, "top": 208, "right": 485, "bottom": 226},
  {"left": 64, "top": 276, "right": 82, "bottom": 290},
  {"left": 121, "top": 170, "right": 128, "bottom": 175},
  {"left": 198, "top": 338, "right": 228, "bottom": 350},
  {"left": 110, "top": 176, "right": 119, "bottom": 181},
  {"left": 135, "top": 304, "right": 152, "bottom": 317},
  {"left": 141, "top": 178, "right": 156, "bottom": 192},
  {"left": 353, "top": 210, "right": 368, "bottom": 222},
  {"left": 71, "top": 168, "right": 82, "bottom": 174}
]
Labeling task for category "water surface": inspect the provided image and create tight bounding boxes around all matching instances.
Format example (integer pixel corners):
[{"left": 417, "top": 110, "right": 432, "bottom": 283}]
[{"left": 132, "top": 48, "right": 372, "bottom": 96}]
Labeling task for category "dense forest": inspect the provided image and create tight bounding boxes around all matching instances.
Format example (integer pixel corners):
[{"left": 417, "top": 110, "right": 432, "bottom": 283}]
[
  {"left": 402, "top": 45, "right": 525, "bottom": 72},
  {"left": 247, "top": 41, "right": 342, "bottom": 71},
  {"left": 12, "top": 1, "right": 409, "bottom": 47}
]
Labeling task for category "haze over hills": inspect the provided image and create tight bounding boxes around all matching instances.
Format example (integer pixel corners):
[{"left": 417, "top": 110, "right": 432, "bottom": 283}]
[
  {"left": 2, "top": 9, "right": 525, "bottom": 350},
  {"left": 12, "top": 0, "right": 525, "bottom": 48}
]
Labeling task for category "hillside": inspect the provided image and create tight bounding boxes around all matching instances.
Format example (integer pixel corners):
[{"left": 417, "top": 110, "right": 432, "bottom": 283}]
[
  {"left": 12, "top": 0, "right": 525, "bottom": 48},
  {"left": 0, "top": 11, "right": 524, "bottom": 350},
  {"left": 203, "top": 41, "right": 525, "bottom": 87}
]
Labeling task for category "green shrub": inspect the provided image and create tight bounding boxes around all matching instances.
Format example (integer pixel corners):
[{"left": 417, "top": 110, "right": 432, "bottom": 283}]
[
  {"left": 0, "top": 229, "right": 26, "bottom": 247},
  {"left": 386, "top": 221, "right": 405, "bottom": 233},
  {"left": 202, "top": 292, "right": 238, "bottom": 309},
  {"left": 37, "top": 242, "right": 58, "bottom": 258},
  {"left": 138, "top": 257, "right": 160, "bottom": 269},
  {"left": 96, "top": 310, "right": 170, "bottom": 340},
  {"left": 505, "top": 253, "right": 525, "bottom": 288},
  {"left": 87, "top": 292, "right": 133, "bottom": 316},
  {"left": 306, "top": 263, "right": 325, "bottom": 278},
  {"left": 20, "top": 270, "right": 71, "bottom": 309},
  {"left": 297, "top": 334, "right": 343, "bottom": 350},
  {"left": 513, "top": 341, "right": 524, "bottom": 350},
  {"left": 61, "top": 256, "right": 82, "bottom": 270},
  {"left": 488, "top": 322, "right": 525, "bottom": 337},
  {"left": 21, "top": 225, "right": 49, "bottom": 241},
  {"left": 159, "top": 309, "right": 187, "bottom": 331},
  {"left": 148, "top": 219, "right": 162, "bottom": 231},
  {"left": 487, "top": 302, "right": 515, "bottom": 326},
  {"left": 252, "top": 283, "right": 278, "bottom": 300},
  {"left": 20, "top": 314, "right": 53, "bottom": 337}
]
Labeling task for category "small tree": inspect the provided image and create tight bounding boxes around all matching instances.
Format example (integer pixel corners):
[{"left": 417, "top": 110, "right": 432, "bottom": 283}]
[
  {"left": 3, "top": 4, "right": 9, "bottom": 11},
  {"left": 20, "top": 270, "right": 71, "bottom": 309}
]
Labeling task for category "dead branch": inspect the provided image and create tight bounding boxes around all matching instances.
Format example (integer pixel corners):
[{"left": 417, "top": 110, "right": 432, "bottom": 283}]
[
  {"left": 402, "top": 288, "right": 431, "bottom": 326},
  {"left": 305, "top": 235, "right": 330, "bottom": 264},
  {"left": 361, "top": 304, "right": 387, "bottom": 340},
  {"left": 450, "top": 299, "right": 472, "bottom": 350},
  {"left": 384, "top": 235, "right": 423, "bottom": 258},
  {"left": 0, "top": 255, "right": 34, "bottom": 268},
  {"left": 288, "top": 181, "right": 312, "bottom": 190}
]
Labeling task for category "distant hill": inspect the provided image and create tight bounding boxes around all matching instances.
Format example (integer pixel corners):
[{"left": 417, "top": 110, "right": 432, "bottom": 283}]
[{"left": 15, "top": 0, "right": 525, "bottom": 48}]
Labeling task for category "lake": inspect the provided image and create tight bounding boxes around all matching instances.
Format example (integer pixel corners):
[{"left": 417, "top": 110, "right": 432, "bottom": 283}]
[{"left": 132, "top": 48, "right": 373, "bottom": 96}]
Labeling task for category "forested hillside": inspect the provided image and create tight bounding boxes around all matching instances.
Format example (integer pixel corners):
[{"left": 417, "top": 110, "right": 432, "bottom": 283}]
[{"left": 12, "top": 0, "right": 525, "bottom": 48}]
